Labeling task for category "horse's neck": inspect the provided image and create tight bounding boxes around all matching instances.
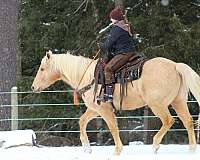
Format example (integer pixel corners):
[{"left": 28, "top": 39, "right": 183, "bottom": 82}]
[{"left": 54, "top": 54, "right": 96, "bottom": 89}]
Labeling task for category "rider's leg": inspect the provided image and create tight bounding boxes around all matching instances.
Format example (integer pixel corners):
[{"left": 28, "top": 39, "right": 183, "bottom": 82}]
[
  {"left": 97, "top": 53, "right": 133, "bottom": 103},
  {"left": 104, "top": 53, "right": 132, "bottom": 102}
]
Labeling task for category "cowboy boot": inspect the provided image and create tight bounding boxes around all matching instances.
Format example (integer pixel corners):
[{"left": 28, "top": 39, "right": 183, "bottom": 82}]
[
  {"left": 104, "top": 84, "right": 114, "bottom": 103},
  {"left": 96, "top": 87, "right": 106, "bottom": 103}
]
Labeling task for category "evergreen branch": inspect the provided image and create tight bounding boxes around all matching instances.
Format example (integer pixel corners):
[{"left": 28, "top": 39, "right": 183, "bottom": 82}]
[
  {"left": 73, "top": 0, "right": 87, "bottom": 14},
  {"left": 132, "top": 0, "right": 143, "bottom": 9},
  {"left": 83, "top": 0, "right": 90, "bottom": 12},
  {"left": 191, "top": 2, "right": 200, "bottom": 7},
  {"left": 143, "top": 44, "right": 165, "bottom": 53}
]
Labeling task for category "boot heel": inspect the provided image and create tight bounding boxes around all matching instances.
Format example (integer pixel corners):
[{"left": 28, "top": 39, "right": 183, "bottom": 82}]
[{"left": 96, "top": 95, "right": 106, "bottom": 103}]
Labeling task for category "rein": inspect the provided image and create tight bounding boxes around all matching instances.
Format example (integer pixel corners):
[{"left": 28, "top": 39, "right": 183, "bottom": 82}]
[{"left": 73, "top": 49, "right": 101, "bottom": 105}]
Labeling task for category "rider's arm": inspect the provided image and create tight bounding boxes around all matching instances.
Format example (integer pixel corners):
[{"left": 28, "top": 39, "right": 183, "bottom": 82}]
[{"left": 99, "top": 27, "right": 121, "bottom": 55}]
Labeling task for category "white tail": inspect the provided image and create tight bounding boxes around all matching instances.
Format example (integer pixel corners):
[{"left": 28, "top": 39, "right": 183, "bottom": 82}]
[{"left": 176, "top": 63, "right": 200, "bottom": 143}]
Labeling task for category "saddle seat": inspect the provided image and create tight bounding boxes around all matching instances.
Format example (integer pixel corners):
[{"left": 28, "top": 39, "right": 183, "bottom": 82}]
[{"left": 95, "top": 53, "right": 148, "bottom": 85}]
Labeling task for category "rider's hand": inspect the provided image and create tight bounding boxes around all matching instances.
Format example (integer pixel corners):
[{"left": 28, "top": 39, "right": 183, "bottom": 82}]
[{"left": 97, "top": 42, "right": 100, "bottom": 49}]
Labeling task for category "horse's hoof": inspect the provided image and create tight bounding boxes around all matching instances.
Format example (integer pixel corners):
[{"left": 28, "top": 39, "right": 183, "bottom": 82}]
[
  {"left": 153, "top": 144, "right": 160, "bottom": 154},
  {"left": 189, "top": 144, "right": 197, "bottom": 153},
  {"left": 114, "top": 146, "right": 123, "bottom": 155},
  {"left": 83, "top": 146, "right": 92, "bottom": 154}
]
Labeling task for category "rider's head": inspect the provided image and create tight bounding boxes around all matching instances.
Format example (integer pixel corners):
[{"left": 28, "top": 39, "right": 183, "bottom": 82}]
[{"left": 109, "top": 7, "right": 124, "bottom": 23}]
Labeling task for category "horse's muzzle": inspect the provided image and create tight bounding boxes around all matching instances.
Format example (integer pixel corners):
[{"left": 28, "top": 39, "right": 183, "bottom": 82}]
[{"left": 31, "top": 86, "right": 42, "bottom": 93}]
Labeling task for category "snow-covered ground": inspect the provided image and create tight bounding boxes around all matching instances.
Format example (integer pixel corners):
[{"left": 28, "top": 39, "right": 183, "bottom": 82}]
[
  {"left": 0, "top": 145, "right": 200, "bottom": 160},
  {"left": 0, "top": 130, "right": 200, "bottom": 160}
]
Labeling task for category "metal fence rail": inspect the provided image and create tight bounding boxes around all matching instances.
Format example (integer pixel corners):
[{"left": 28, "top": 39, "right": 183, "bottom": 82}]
[
  {"left": 0, "top": 115, "right": 199, "bottom": 133},
  {"left": 0, "top": 87, "right": 199, "bottom": 135}
]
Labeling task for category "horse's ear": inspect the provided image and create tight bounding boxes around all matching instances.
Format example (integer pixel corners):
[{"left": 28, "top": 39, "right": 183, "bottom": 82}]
[{"left": 46, "top": 50, "right": 53, "bottom": 59}]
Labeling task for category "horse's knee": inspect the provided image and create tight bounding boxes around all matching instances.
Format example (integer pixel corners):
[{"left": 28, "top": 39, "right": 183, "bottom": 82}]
[
  {"left": 163, "top": 117, "right": 175, "bottom": 127},
  {"left": 79, "top": 117, "right": 88, "bottom": 132},
  {"left": 183, "top": 116, "right": 193, "bottom": 129},
  {"left": 110, "top": 127, "right": 119, "bottom": 134},
  {"left": 79, "top": 118, "right": 85, "bottom": 128},
  {"left": 168, "top": 117, "right": 175, "bottom": 126}
]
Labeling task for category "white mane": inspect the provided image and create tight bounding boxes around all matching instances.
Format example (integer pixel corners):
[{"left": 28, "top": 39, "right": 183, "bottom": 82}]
[{"left": 48, "top": 52, "right": 97, "bottom": 89}]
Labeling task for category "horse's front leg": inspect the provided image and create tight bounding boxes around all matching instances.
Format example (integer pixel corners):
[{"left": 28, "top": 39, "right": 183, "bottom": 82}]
[
  {"left": 79, "top": 108, "right": 99, "bottom": 153},
  {"left": 97, "top": 105, "right": 123, "bottom": 155}
]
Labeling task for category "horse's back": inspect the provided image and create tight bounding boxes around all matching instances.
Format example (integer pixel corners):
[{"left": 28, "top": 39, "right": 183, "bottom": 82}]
[
  {"left": 142, "top": 57, "right": 177, "bottom": 75},
  {"left": 145, "top": 57, "right": 176, "bottom": 66}
]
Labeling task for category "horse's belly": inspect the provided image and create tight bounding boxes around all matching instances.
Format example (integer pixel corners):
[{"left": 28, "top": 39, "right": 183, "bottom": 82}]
[{"left": 113, "top": 82, "right": 146, "bottom": 110}]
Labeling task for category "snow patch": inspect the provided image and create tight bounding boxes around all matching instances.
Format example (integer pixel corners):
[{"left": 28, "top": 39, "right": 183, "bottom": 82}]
[{"left": 0, "top": 130, "right": 36, "bottom": 148}]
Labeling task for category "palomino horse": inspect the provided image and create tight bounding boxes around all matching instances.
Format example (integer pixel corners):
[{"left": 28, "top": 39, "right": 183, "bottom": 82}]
[{"left": 32, "top": 50, "right": 200, "bottom": 155}]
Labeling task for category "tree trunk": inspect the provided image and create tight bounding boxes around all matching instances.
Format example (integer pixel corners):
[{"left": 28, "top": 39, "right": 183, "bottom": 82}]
[{"left": 0, "top": 0, "right": 19, "bottom": 130}]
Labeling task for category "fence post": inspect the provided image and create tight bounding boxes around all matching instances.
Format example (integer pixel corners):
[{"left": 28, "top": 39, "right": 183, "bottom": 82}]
[
  {"left": 96, "top": 118, "right": 103, "bottom": 145},
  {"left": 143, "top": 107, "right": 149, "bottom": 144},
  {"left": 11, "top": 86, "right": 18, "bottom": 130}
]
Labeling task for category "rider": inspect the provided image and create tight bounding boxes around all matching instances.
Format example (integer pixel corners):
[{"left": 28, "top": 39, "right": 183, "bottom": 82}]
[{"left": 98, "top": 7, "right": 136, "bottom": 103}]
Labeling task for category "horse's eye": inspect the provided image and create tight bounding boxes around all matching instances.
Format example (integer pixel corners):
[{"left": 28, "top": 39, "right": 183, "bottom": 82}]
[{"left": 41, "top": 68, "right": 44, "bottom": 71}]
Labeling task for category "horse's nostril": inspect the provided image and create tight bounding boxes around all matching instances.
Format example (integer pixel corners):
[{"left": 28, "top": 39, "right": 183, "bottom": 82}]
[{"left": 31, "top": 86, "right": 34, "bottom": 91}]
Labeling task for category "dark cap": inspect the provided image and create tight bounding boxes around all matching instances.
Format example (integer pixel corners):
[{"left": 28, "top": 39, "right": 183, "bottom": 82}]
[{"left": 109, "top": 8, "right": 124, "bottom": 21}]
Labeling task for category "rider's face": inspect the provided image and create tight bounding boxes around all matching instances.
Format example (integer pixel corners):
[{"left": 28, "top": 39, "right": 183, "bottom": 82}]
[{"left": 110, "top": 18, "right": 118, "bottom": 24}]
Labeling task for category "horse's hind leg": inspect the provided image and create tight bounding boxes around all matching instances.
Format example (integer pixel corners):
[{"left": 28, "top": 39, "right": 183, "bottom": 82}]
[
  {"left": 172, "top": 101, "right": 196, "bottom": 152},
  {"left": 150, "top": 106, "right": 175, "bottom": 153},
  {"left": 79, "top": 108, "right": 99, "bottom": 153}
]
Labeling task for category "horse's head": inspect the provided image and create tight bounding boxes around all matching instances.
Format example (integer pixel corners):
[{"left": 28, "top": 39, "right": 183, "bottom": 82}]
[{"left": 31, "top": 50, "right": 61, "bottom": 92}]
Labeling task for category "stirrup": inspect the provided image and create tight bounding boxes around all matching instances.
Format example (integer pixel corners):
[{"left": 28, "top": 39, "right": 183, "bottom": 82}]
[
  {"left": 96, "top": 94, "right": 113, "bottom": 103},
  {"left": 106, "top": 95, "right": 113, "bottom": 103},
  {"left": 96, "top": 95, "right": 106, "bottom": 103},
  {"left": 96, "top": 95, "right": 105, "bottom": 101},
  {"left": 104, "top": 91, "right": 113, "bottom": 103}
]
